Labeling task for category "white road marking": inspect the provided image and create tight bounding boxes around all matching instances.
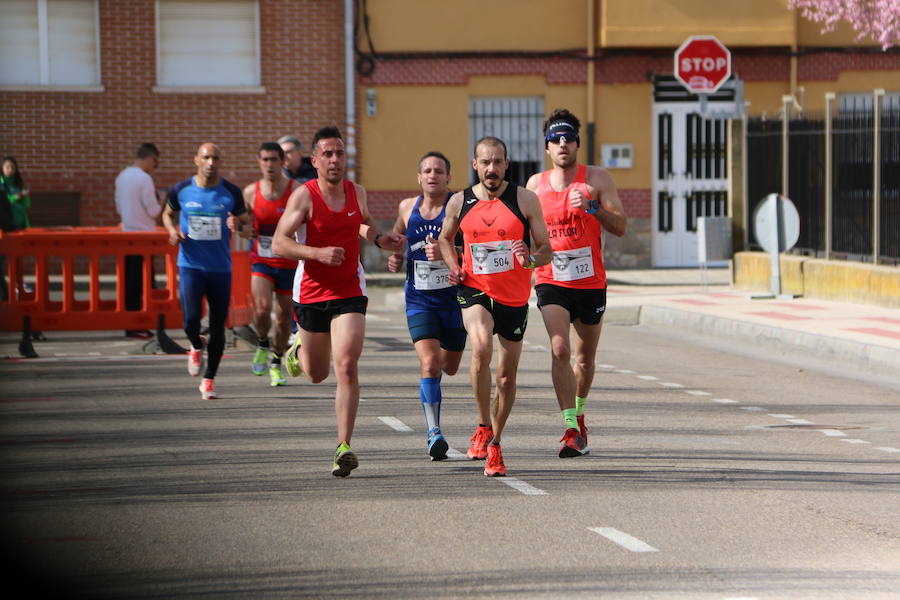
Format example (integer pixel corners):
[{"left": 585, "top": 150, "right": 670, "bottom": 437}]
[
  {"left": 713, "top": 398, "right": 739, "bottom": 404},
  {"left": 500, "top": 477, "right": 548, "bottom": 496},
  {"left": 659, "top": 382, "right": 684, "bottom": 388},
  {"left": 686, "top": 390, "right": 711, "bottom": 396},
  {"left": 876, "top": 446, "right": 900, "bottom": 453},
  {"left": 378, "top": 416, "right": 413, "bottom": 432},
  {"left": 768, "top": 414, "right": 795, "bottom": 419},
  {"left": 787, "top": 419, "right": 814, "bottom": 425},
  {"left": 87, "top": 352, "right": 101, "bottom": 356},
  {"left": 445, "top": 448, "right": 465, "bottom": 460},
  {"left": 589, "top": 527, "right": 659, "bottom": 552},
  {"left": 597, "top": 364, "right": 616, "bottom": 369},
  {"left": 616, "top": 369, "right": 635, "bottom": 374},
  {"left": 840, "top": 439, "right": 871, "bottom": 444},
  {"left": 740, "top": 406, "right": 765, "bottom": 411},
  {"left": 818, "top": 429, "right": 847, "bottom": 437},
  {"left": 637, "top": 375, "right": 659, "bottom": 381},
  {"left": 365, "top": 313, "right": 386, "bottom": 321}
]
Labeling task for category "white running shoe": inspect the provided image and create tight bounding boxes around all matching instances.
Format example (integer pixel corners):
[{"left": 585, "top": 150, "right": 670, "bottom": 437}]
[
  {"left": 199, "top": 378, "right": 217, "bottom": 399},
  {"left": 187, "top": 338, "right": 205, "bottom": 377}
]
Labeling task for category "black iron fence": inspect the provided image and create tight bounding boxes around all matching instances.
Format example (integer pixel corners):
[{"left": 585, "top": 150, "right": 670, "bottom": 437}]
[{"left": 746, "top": 104, "right": 900, "bottom": 264}]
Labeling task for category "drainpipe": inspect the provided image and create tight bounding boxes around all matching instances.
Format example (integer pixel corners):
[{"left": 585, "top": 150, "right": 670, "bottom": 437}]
[
  {"left": 345, "top": 0, "right": 357, "bottom": 181},
  {"left": 586, "top": 0, "right": 596, "bottom": 166}
]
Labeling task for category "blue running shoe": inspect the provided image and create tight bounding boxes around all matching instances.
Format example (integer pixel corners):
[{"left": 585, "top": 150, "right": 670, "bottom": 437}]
[{"left": 427, "top": 427, "right": 449, "bottom": 461}]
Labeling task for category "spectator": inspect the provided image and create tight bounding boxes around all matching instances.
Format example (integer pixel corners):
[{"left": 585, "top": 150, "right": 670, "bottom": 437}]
[
  {"left": 115, "top": 143, "right": 163, "bottom": 339},
  {"left": 277, "top": 135, "right": 317, "bottom": 184},
  {"left": 1, "top": 157, "right": 31, "bottom": 231}
]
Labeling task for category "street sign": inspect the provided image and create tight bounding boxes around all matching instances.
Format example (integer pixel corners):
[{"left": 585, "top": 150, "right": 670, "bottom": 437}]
[
  {"left": 753, "top": 193, "right": 801, "bottom": 297},
  {"left": 674, "top": 35, "right": 732, "bottom": 94}
]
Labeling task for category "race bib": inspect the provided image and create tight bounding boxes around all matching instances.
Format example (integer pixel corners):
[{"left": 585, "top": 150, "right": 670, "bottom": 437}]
[
  {"left": 470, "top": 241, "right": 514, "bottom": 275},
  {"left": 551, "top": 246, "right": 594, "bottom": 281},
  {"left": 257, "top": 235, "right": 277, "bottom": 258},
  {"left": 187, "top": 215, "right": 222, "bottom": 241},
  {"left": 413, "top": 260, "right": 452, "bottom": 291}
]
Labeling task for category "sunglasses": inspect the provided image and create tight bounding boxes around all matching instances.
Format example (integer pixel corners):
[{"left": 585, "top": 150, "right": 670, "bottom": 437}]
[{"left": 546, "top": 132, "right": 580, "bottom": 145}]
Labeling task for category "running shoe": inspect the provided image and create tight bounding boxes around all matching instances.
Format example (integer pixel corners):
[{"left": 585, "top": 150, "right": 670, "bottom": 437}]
[
  {"left": 558, "top": 427, "right": 589, "bottom": 458},
  {"left": 484, "top": 443, "right": 506, "bottom": 477},
  {"left": 466, "top": 425, "right": 493, "bottom": 460},
  {"left": 269, "top": 365, "right": 286, "bottom": 387},
  {"left": 187, "top": 336, "right": 206, "bottom": 377},
  {"left": 331, "top": 441, "right": 359, "bottom": 477},
  {"left": 199, "top": 378, "right": 217, "bottom": 400},
  {"left": 427, "top": 427, "right": 449, "bottom": 461},
  {"left": 251, "top": 346, "right": 268, "bottom": 375},
  {"left": 577, "top": 414, "right": 590, "bottom": 449},
  {"left": 285, "top": 334, "right": 303, "bottom": 377}
]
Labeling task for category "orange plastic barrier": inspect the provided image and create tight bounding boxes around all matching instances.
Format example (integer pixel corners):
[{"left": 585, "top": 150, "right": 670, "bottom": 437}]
[{"left": 0, "top": 227, "right": 253, "bottom": 335}]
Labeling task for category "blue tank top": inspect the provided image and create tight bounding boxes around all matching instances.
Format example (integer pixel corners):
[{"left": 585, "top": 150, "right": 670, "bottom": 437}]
[{"left": 405, "top": 195, "right": 459, "bottom": 312}]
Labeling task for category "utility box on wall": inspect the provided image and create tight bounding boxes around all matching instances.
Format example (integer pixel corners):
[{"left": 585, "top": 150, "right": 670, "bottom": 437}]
[{"left": 600, "top": 144, "right": 633, "bottom": 169}]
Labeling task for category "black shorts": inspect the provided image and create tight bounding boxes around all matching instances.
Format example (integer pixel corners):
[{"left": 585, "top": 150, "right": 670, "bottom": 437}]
[
  {"left": 535, "top": 284, "right": 606, "bottom": 325},
  {"left": 293, "top": 296, "right": 368, "bottom": 333},
  {"left": 457, "top": 284, "right": 528, "bottom": 342}
]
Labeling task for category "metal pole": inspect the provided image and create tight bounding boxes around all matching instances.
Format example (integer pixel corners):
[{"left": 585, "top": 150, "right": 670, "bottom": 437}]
[
  {"left": 873, "top": 88, "right": 884, "bottom": 264},
  {"left": 344, "top": 0, "right": 357, "bottom": 182},
  {"left": 824, "top": 92, "right": 834, "bottom": 260},
  {"left": 781, "top": 95, "right": 792, "bottom": 197}
]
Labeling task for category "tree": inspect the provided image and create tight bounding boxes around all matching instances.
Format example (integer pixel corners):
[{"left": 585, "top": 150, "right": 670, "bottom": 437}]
[{"left": 789, "top": 0, "right": 900, "bottom": 50}]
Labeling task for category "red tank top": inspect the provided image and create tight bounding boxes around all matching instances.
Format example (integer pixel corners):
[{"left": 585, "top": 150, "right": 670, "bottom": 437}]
[
  {"left": 250, "top": 179, "right": 297, "bottom": 269},
  {"left": 534, "top": 164, "right": 606, "bottom": 289},
  {"left": 459, "top": 183, "right": 532, "bottom": 306},
  {"left": 293, "top": 179, "right": 365, "bottom": 303}
]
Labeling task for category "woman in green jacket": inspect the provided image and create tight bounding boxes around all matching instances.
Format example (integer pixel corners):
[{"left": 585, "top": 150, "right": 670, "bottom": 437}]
[{"left": 1, "top": 156, "right": 30, "bottom": 230}]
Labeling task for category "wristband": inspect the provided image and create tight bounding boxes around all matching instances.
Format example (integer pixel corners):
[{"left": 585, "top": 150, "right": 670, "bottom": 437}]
[
  {"left": 374, "top": 233, "right": 383, "bottom": 249},
  {"left": 524, "top": 253, "right": 537, "bottom": 269},
  {"left": 586, "top": 200, "right": 599, "bottom": 215}
]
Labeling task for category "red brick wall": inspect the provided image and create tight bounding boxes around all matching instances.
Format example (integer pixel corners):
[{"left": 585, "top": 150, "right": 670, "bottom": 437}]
[{"left": 1, "top": 0, "right": 346, "bottom": 226}]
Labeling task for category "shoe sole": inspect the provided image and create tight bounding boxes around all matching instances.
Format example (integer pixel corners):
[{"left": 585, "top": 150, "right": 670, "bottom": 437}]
[
  {"left": 332, "top": 451, "right": 359, "bottom": 477},
  {"left": 558, "top": 445, "right": 590, "bottom": 458},
  {"left": 467, "top": 450, "right": 488, "bottom": 460},
  {"left": 484, "top": 469, "right": 506, "bottom": 477},
  {"left": 428, "top": 437, "right": 449, "bottom": 461},
  {"left": 252, "top": 368, "right": 266, "bottom": 376}
]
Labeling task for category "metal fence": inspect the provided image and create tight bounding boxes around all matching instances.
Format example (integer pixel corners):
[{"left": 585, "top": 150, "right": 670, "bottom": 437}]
[{"left": 746, "top": 99, "right": 900, "bottom": 264}]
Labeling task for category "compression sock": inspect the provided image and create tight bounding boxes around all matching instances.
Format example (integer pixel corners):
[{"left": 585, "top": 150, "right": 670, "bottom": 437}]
[
  {"left": 420, "top": 376, "right": 442, "bottom": 431},
  {"left": 575, "top": 396, "right": 587, "bottom": 416},
  {"left": 562, "top": 407, "right": 578, "bottom": 429}
]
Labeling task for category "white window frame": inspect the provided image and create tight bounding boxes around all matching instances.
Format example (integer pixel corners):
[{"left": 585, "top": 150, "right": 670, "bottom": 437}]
[
  {"left": 153, "top": 0, "right": 264, "bottom": 94},
  {"left": 0, "top": 0, "right": 103, "bottom": 92}
]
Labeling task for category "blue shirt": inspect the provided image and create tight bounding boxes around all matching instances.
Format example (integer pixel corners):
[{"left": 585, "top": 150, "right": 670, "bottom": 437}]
[
  {"left": 168, "top": 177, "right": 246, "bottom": 272},
  {"left": 405, "top": 195, "right": 460, "bottom": 312}
]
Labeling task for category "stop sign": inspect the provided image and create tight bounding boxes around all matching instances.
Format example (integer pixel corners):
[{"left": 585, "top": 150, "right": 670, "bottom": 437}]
[{"left": 674, "top": 35, "right": 731, "bottom": 93}]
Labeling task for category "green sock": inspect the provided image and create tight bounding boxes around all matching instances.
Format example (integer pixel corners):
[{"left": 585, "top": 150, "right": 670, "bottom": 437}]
[
  {"left": 562, "top": 408, "right": 578, "bottom": 429},
  {"left": 575, "top": 396, "right": 587, "bottom": 416}
]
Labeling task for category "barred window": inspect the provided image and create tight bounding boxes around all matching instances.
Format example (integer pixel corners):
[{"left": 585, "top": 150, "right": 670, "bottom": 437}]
[{"left": 469, "top": 97, "right": 545, "bottom": 187}]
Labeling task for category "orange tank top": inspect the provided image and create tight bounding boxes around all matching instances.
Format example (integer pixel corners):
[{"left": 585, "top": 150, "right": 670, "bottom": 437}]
[
  {"left": 534, "top": 164, "right": 606, "bottom": 289},
  {"left": 459, "top": 183, "right": 532, "bottom": 306}
]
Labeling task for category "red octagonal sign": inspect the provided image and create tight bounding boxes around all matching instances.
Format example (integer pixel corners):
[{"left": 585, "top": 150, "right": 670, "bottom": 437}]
[{"left": 674, "top": 35, "right": 731, "bottom": 94}]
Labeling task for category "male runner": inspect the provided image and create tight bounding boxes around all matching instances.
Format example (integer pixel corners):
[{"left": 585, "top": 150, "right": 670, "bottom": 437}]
[
  {"left": 272, "top": 126, "right": 404, "bottom": 477},
  {"left": 387, "top": 151, "right": 466, "bottom": 461},
  {"left": 525, "top": 108, "right": 627, "bottom": 457},
  {"left": 162, "top": 143, "right": 252, "bottom": 400},
  {"left": 243, "top": 142, "right": 296, "bottom": 386},
  {"left": 438, "top": 136, "right": 551, "bottom": 477}
]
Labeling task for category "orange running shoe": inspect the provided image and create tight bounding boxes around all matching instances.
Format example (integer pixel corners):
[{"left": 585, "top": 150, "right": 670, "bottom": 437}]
[
  {"left": 577, "top": 414, "right": 589, "bottom": 448},
  {"left": 466, "top": 425, "right": 494, "bottom": 460},
  {"left": 483, "top": 443, "right": 506, "bottom": 477},
  {"left": 558, "top": 427, "right": 589, "bottom": 458},
  {"left": 199, "top": 378, "right": 217, "bottom": 400}
]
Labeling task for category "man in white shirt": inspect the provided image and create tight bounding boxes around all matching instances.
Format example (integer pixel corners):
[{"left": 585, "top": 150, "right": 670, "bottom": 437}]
[{"left": 115, "top": 142, "right": 162, "bottom": 338}]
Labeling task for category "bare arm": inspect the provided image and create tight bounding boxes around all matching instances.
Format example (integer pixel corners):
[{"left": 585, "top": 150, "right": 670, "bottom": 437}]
[
  {"left": 438, "top": 192, "right": 465, "bottom": 284},
  {"left": 356, "top": 183, "right": 405, "bottom": 252},
  {"left": 516, "top": 187, "right": 552, "bottom": 268},
  {"left": 387, "top": 196, "right": 414, "bottom": 273},
  {"left": 161, "top": 204, "right": 182, "bottom": 246},
  {"left": 585, "top": 166, "right": 627, "bottom": 237},
  {"left": 272, "top": 184, "right": 345, "bottom": 265}
]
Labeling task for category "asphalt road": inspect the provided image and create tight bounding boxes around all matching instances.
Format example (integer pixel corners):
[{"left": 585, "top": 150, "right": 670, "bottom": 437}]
[{"left": 1, "top": 289, "right": 899, "bottom": 599}]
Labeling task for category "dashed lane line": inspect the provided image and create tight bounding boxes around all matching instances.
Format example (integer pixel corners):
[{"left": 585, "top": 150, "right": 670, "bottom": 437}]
[
  {"left": 499, "top": 477, "right": 548, "bottom": 496},
  {"left": 712, "top": 398, "right": 739, "bottom": 404},
  {"left": 637, "top": 375, "right": 659, "bottom": 381},
  {"left": 841, "top": 439, "right": 871, "bottom": 445},
  {"left": 686, "top": 390, "right": 711, "bottom": 396},
  {"left": 876, "top": 447, "right": 900, "bottom": 453},
  {"left": 588, "top": 527, "right": 659, "bottom": 553},
  {"left": 786, "top": 418, "right": 815, "bottom": 425},
  {"left": 378, "top": 416, "right": 413, "bottom": 432},
  {"left": 818, "top": 429, "right": 847, "bottom": 437},
  {"left": 767, "top": 414, "right": 795, "bottom": 419},
  {"left": 658, "top": 382, "right": 684, "bottom": 388}
]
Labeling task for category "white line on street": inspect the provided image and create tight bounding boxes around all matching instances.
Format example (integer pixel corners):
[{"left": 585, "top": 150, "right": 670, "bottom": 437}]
[
  {"left": 686, "top": 390, "right": 711, "bottom": 396},
  {"left": 768, "top": 414, "right": 795, "bottom": 419},
  {"left": 445, "top": 448, "right": 465, "bottom": 460},
  {"left": 659, "top": 382, "right": 684, "bottom": 388},
  {"left": 875, "top": 446, "right": 900, "bottom": 453},
  {"left": 840, "top": 439, "right": 871, "bottom": 444},
  {"left": 597, "top": 364, "right": 616, "bottom": 369},
  {"left": 712, "top": 398, "right": 739, "bottom": 404},
  {"left": 818, "top": 429, "right": 847, "bottom": 437},
  {"left": 378, "top": 416, "right": 413, "bottom": 432},
  {"left": 787, "top": 419, "right": 814, "bottom": 425},
  {"left": 740, "top": 406, "right": 765, "bottom": 411},
  {"left": 589, "top": 527, "right": 659, "bottom": 552},
  {"left": 637, "top": 375, "right": 659, "bottom": 381},
  {"left": 616, "top": 369, "right": 635, "bottom": 374},
  {"left": 500, "top": 477, "right": 548, "bottom": 496}
]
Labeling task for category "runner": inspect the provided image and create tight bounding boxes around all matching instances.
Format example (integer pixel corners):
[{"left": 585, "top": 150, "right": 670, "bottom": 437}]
[
  {"left": 387, "top": 151, "right": 466, "bottom": 461},
  {"left": 272, "top": 126, "right": 404, "bottom": 477},
  {"left": 162, "top": 143, "right": 252, "bottom": 400},
  {"left": 524, "top": 108, "right": 627, "bottom": 457},
  {"left": 437, "top": 136, "right": 551, "bottom": 477},
  {"left": 243, "top": 142, "right": 296, "bottom": 386}
]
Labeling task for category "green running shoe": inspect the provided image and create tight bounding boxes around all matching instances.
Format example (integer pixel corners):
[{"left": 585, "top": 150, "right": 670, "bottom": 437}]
[
  {"left": 251, "top": 346, "right": 268, "bottom": 375},
  {"left": 285, "top": 334, "right": 303, "bottom": 377},
  {"left": 331, "top": 441, "right": 358, "bottom": 477},
  {"left": 269, "top": 365, "right": 286, "bottom": 387}
]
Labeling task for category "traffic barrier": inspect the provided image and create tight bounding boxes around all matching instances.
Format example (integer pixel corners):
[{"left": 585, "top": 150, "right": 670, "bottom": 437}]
[{"left": 0, "top": 227, "right": 254, "bottom": 357}]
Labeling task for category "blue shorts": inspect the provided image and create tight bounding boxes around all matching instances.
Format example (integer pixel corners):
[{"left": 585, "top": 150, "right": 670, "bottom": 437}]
[
  {"left": 252, "top": 262, "right": 295, "bottom": 295},
  {"left": 406, "top": 308, "right": 467, "bottom": 352}
]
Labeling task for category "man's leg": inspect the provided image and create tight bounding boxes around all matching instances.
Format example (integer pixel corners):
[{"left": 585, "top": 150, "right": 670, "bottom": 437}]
[
  {"left": 491, "top": 335, "right": 524, "bottom": 443},
  {"left": 461, "top": 304, "right": 495, "bottom": 460},
  {"left": 330, "top": 311, "right": 365, "bottom": 444},
  {"left": 203, "top": 271, "right": 231, "bottom": 381},
  {"left": 572, "top": 319, "right": 603, "bottom": 409},
  {"left": 251, "top": 274, "right": 275, "bottom": 375},
  {"left": 539, "top": 304, "right": 576, "bottom": 413},
  {"left": 124, "top": 254, "right": 143, "bottom": 311}
]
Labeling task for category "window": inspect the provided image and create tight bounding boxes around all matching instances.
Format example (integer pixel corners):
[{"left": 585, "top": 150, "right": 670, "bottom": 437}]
[
  {"left": 469, "top": 97, "right": 545, "bottom": 187},
  {"left": 0, "top": 0, "right": 99, "bottom": 86},
  {"left": 156, "top": 0, "right": 260, "bottom": 88}
]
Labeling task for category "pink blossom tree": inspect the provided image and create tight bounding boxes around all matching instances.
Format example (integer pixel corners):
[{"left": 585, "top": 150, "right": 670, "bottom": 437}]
[{"left": 789, "top": 0, "right": 900, "bottom": 49}]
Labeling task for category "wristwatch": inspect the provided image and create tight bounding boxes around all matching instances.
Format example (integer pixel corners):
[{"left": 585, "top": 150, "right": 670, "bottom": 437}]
[{"left": 586, "top": 200, "right": 600, "bottom": 215}]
